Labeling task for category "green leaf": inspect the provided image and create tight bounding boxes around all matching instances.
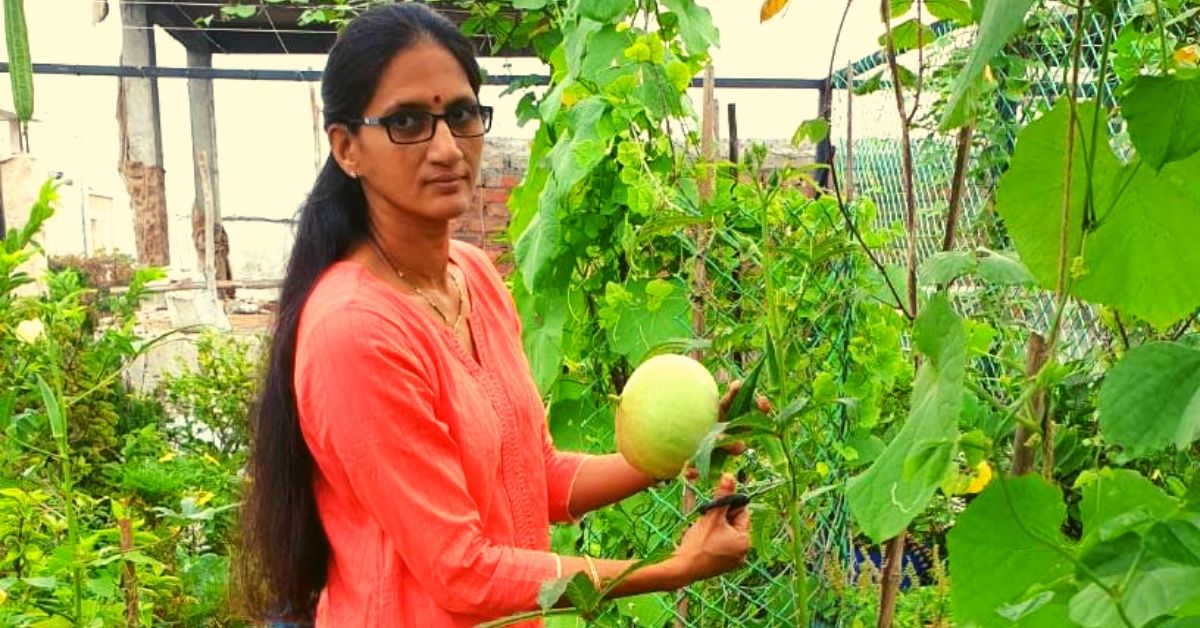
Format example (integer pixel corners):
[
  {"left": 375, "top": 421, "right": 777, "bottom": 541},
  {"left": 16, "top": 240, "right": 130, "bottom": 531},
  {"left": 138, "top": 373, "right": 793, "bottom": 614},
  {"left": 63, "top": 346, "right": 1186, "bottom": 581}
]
[
  {"left": 691, "top": 423, "right": 726, "bottom": 485},
  {"left": 919, "top": 250, "right": 974, "bottom": 284},
  {"left": 880, "top": 19, "right": 936, "bottom": 53},
  {"left": 996, "top": 100, "right": 1200, "bottom": 327},
  {"left": 925, "top": 0, "right": 975, "bottom": 23},
  {"left": 573, "top": 0, "right": 633, "bottom": 23},
  {"left": 948, "top": 475, "right": 1074, "bottom": 628},
  {"left": 514, "top": 0, "right": 549, "bottom": 8},
  {"left": 563, "top": 570, "right": 603, "bottom": 612},
  {"left": 514, "top": 210, "right": 564, "bottom": 292},
  {"left": 724, "top": 357, "right": 765, "bottom": 422},
  {"left": 1145, "top": 515, "right": 1200, "bottom": 567},
  {"left": 1122, "top": 75, "right": 1200, "bottom": 170},
  {"left": 1070, "top": 562, "right": 1200, "bottom": 627},
  {"left": 219, "top": 4, "right": 258, "bottom": 19},
  {"left": 847, "top": 295, "right": 966, "bottom": 542},
  {"left": 22, "top": 576, "right": 56, "bottom": 589},
  {"left": 36, "top": 375, "right": 64, "bottom": 446},
  {"left": 538, "top": 574, "right": 574, "bottom": 610},
  {"left": 616, "top": 593, "right": 670, "bottom": 627},
  {"left": 605, "top": 278, "right": 693, "bottom": 364},
  {"left": 515, "top": 272, "right": 569, "bottom": 395},
  {"left": 1098, "top": 342, "right": 1200, "bottom": 455},
  {"left": 790, "top": 118, "right": 830, "bottom": 147},
  {"left": 4, "top": 0, "right": 34, "bottom": 123},
  {"left": 659, "top": 0, "right": 719, "bottom": 56},
  {"left": 1079, "top": 469, "right": 1176, "bottom": 540},
  {"left": 889, "top": 0, "right": 914, "bottom": 18},
  {"left": 940, "top": 0, "right": 1037, "bottom": 129},
  {"left": 975, "top": 249, "right": 1036, "bottom": 285}
]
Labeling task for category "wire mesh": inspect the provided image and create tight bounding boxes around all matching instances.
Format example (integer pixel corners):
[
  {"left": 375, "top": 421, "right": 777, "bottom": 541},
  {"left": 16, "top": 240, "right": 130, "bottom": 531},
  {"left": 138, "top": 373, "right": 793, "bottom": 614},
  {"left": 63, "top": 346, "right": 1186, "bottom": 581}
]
[{"left": 587, "top": 3, "right": 1197, "bottom": 626}]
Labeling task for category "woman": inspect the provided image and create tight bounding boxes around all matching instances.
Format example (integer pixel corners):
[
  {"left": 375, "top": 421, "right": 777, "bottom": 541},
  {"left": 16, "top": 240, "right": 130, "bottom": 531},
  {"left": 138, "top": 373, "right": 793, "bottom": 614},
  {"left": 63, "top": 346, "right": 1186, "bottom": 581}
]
[{"left": 238, "top": 4, "right": 750, "bottom": 625}]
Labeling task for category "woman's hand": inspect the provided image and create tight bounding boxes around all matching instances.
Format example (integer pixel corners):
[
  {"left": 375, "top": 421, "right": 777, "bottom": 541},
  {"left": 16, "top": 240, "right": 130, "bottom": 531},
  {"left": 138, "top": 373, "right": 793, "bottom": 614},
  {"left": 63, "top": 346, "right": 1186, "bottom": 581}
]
[
  {"left": 684, "top": 380, "right": 771, "bottom": 480},
  {"left": 671, "top": 473, "right": 751, "bottom": 582}
]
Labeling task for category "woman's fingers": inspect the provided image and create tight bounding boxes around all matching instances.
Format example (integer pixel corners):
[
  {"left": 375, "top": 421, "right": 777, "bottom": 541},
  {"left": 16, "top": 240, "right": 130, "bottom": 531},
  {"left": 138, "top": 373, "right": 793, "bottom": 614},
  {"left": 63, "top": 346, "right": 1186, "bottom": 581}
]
[{"left": 718, "top": 380, "right": 742, "bottom": 418}]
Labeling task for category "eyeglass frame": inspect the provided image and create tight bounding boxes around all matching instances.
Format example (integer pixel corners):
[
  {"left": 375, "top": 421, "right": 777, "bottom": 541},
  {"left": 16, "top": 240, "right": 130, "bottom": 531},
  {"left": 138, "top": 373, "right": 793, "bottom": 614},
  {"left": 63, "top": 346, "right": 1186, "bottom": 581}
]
[{"left": 350, "top": 104, "right": 494, "bottom": 145}]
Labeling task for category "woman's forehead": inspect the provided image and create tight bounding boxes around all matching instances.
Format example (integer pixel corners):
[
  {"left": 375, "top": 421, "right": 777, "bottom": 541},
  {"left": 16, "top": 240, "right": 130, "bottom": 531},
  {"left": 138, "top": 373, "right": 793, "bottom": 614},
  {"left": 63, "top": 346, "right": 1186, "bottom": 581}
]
[{"left": 368, "top": 42, "right": 475, "bottom": 111}]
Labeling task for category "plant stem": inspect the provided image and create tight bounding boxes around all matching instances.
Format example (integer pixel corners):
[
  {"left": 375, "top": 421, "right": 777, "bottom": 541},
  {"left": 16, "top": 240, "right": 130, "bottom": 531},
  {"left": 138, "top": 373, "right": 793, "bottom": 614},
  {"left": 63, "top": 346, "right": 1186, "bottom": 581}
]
[
  {"left": 1151, "top": 0, "right": 1170, "bottom": 66},
  {"left": 941, "top": 125, "right": 974, "bottom": 252},
  {"left": 878, "top": 0, "right": 922, "bottom": 622},
  {"left": 995, "top": 473, "right": 1136, "bottom": 628},
  {"left": 827, "top": 166, "right": 912, "bottom": 320},
  {"left": 782, "top": 431, "right": 810, "bottom": 628},
  {"left": 55, "top": 405, "right": 82, "bottom": 623},
  {"left": 476, "top": 607, "right": 581, "bottom": 628}
]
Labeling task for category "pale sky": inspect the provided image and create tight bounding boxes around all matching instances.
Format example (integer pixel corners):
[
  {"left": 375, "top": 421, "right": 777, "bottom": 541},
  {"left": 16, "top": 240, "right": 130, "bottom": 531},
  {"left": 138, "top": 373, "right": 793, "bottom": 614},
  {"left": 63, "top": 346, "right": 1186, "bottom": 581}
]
[{"left": 0, "top": 0, "right": 896, "bottom": 274}]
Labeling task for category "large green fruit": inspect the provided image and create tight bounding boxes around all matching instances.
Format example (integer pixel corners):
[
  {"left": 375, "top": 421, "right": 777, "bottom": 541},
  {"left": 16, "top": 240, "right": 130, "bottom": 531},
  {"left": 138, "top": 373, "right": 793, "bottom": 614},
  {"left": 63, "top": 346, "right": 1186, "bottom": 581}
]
[{"left": 616, "top": 354, "right": 719, "bottom": 479}]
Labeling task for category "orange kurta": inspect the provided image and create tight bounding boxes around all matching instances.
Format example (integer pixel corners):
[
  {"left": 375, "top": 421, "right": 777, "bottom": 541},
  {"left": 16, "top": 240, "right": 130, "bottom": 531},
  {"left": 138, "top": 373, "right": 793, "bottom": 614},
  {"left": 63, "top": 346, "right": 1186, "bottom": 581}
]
[{"left": 294, "top": 240, "right": 588, "bottom": 626}]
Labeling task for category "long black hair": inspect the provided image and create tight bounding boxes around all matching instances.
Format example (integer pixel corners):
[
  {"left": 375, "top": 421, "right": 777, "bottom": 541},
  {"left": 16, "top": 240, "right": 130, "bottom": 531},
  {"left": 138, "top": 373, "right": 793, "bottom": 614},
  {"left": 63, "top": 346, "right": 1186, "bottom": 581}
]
[{"left": 236, "top": 4, "right": 481, "bottom": 619}]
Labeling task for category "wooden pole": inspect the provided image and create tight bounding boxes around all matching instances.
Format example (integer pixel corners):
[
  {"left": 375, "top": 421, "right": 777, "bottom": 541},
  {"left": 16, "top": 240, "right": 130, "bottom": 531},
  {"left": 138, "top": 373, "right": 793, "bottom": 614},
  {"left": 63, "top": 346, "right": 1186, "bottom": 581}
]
[
  {"left": 1012, "top": 333, "right": 1049, "bottom": 476},
  {"left": 675, "top": 63, "right": 718, "bottom": 628},
  {"left": 198, "top": 152, "right": 217, "bottom": 300},
  {"left": 118, "top": 0, "right": 170, "bottom": 266}
]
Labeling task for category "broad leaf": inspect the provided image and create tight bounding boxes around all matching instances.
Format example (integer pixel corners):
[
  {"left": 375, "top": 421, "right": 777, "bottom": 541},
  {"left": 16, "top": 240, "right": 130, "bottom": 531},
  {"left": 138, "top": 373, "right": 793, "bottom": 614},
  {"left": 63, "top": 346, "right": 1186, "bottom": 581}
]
[
  {"left": 919, "top": 250, "right": 974, "bottom": 284},
  {"left": 889, "top": 0, "right": 914, "bottom": 19},
  {"left": 925, "top": 0, "right": 974, "bottom": 24},
  {"left": 1122, "top": 75, "right": 1200, "bottom": 170},
  {"left": 515, "top": 210, "right": 564, "bottom": 292},
  {"left": 940, "top": 0, "right": 1037, "bottom": 129},
  {"left": 1145, "top": 515, "right": 1200, "bottom": 567},
  {"left": 1078, "top": 468, "right": 1176, "bottom": 541},
  {"left": 847, "top": 295, "right": 965, "bottom": 542},
  {"left": 790, "top": 118, "right": 830, "bottom": 147},
  {"left": 975, "top": 250, "right": 1036, "bottom": 285},
  {"left": 948, "top": 475, "right": 1074, "bottom": 627},
  {"left": 996, "top": 101, "right": 1200, "bottom": 327},
  {"left": 659, "top": 0, "right": 719, "bottom": 56},
  {"left": 879, "top": 19, "right": 936, "bottom": 53},
  {"left": 1070, "top": 561, "right": 1200, "bottom": 628},
  {"left": 1098, "top": 342, "right": 1200, "bottom": 455},
  {"left": 604, "top": 279, "right": 693, "bottom": 364},
  {"left": 573, "top": 0, "right": 633, "bottom": 23},
  {"left": 515, "top": 271, "right": 570, "bottom": 395}
]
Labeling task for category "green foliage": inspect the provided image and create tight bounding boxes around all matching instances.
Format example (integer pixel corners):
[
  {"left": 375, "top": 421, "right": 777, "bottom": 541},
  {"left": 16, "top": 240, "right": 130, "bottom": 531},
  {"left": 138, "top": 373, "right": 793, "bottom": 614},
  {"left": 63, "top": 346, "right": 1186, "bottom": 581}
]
[
  {"left": 948, "top": 475, "right": 1073, "bottom": 627},
  {"left": 1121, "top": 75, "right": 1200, "bottom": 170},
  {"left": 940, "top": 0, "right": 1039, "bottom": 129},
  {"left": 1098, "top": 342, "right": 1200, "bottom": 457},
  {"left": 847, "top": 295, "right": 966, "bottom": 543},
  {"left": 996, "top": 99, "right": 1200, "bottom": 328},
  {"left": 0, "top": 186, "right": 247, "bottom": 626}
]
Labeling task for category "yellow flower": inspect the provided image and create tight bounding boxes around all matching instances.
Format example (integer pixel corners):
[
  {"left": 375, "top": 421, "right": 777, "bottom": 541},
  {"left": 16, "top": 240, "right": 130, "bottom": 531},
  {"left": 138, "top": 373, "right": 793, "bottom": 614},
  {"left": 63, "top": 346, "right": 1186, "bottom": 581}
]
[
  {"left": 14, "top": 318, "right": 45, "bottom": 344},
  {"left": 1174, "top": 45, "right": 1199, "bottom": 67},
  {"left": 157, "top": 451, "right": 176, "bottom": 463},
  {"left": 965, "top": 460, "right": 994, "bottom": 494}
]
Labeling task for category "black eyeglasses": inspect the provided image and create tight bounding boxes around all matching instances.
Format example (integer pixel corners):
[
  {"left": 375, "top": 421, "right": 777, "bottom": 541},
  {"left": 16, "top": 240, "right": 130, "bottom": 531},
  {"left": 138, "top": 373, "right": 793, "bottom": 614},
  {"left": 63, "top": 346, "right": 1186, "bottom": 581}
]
[{"left": 353, "top": 104, "right": 493, "bottom": 145}]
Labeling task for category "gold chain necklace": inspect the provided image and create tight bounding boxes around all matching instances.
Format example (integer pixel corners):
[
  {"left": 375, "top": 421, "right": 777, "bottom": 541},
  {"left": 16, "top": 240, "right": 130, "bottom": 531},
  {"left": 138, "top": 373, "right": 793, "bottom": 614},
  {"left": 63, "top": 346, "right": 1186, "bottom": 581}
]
[{"left": 369, "top": 236, "right": 465, "bottom": 332}]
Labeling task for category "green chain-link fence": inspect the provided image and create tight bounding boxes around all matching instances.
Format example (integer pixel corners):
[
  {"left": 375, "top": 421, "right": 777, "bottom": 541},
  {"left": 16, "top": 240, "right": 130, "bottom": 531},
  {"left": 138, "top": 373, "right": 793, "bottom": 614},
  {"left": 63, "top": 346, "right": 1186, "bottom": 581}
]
[{"left": 575, "top": 2, "right": 1197, "bottom": 626}]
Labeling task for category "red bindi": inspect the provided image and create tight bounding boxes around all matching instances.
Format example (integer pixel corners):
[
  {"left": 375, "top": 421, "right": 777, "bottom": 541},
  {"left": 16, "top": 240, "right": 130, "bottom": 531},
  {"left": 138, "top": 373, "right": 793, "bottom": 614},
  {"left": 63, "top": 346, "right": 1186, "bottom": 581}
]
[{"left": 432, "top": 95, "right": 442, "bottom": 104}]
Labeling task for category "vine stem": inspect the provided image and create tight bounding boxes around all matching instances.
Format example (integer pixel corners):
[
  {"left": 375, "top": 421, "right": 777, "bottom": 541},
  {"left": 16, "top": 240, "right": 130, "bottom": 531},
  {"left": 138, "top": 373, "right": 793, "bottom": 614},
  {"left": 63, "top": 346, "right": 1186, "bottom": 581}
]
[
  {"left": 995, "top": 473, "right": 1136, "bottom": 628},
  {"left": 877, "top": 0, "right": 922, "bottom": 623},
  {"left": 1151, "top": 0, "right": 1170, "bottom": 65}
]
